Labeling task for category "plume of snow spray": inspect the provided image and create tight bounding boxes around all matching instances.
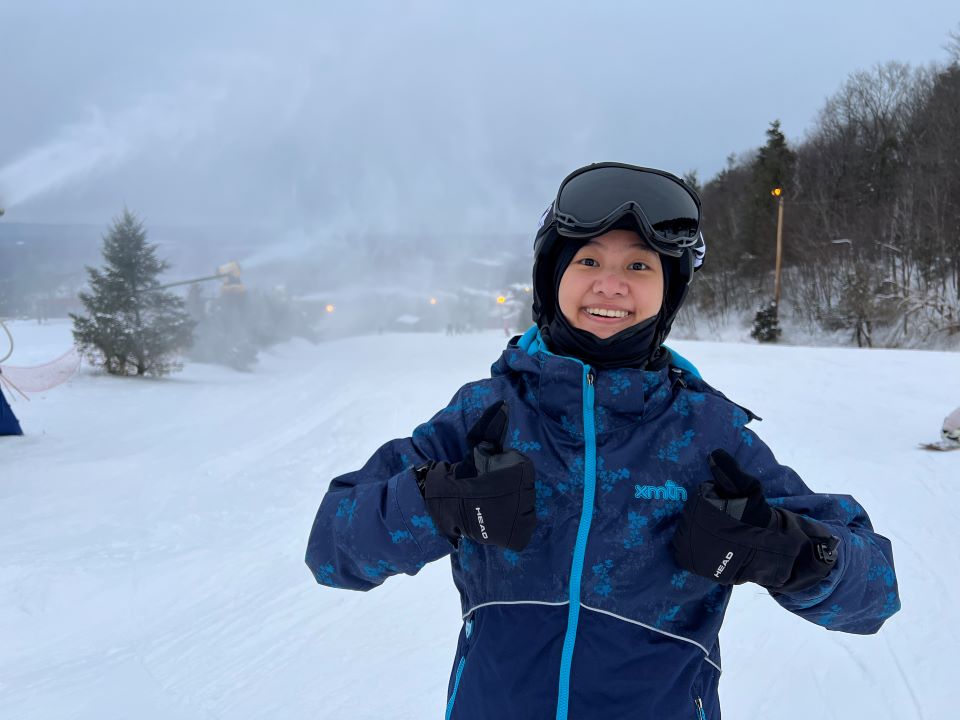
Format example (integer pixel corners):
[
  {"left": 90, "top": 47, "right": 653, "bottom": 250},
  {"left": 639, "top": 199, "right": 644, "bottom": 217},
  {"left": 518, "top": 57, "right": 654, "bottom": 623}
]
[{"left": 0, "top": 87, "right": 224, "bottom": 212}]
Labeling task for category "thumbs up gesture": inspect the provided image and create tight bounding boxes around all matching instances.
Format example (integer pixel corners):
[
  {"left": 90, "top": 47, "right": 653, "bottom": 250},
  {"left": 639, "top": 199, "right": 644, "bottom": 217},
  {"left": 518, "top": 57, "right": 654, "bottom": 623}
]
[
  {"left": 418, "top": 401, "right": 537, "bottom": 552},
  {"left": 671, "top": 450, "right": 839, "bottom": 592}
]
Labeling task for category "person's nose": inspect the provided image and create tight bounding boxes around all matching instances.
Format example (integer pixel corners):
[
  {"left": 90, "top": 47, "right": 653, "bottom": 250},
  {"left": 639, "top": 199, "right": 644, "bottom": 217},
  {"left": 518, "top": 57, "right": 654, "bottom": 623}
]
[{"left": 593, "top": 270, "right": 628, "bottom": 296}]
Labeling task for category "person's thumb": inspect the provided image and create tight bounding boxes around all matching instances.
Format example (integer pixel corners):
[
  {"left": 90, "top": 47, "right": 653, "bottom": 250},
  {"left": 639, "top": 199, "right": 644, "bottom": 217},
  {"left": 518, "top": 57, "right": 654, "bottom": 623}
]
[
  {"left": 707, "top": 449, "right": 761, "bottom": 498},
  {"left": 466, "top": 401, "right": 510, "bottom": 455}
]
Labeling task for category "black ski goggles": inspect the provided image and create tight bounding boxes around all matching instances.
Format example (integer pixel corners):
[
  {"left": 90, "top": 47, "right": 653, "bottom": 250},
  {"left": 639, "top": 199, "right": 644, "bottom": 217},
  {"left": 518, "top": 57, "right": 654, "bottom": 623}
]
[{"left": 551, "top": 162, "right": 702, "bottom": 257}]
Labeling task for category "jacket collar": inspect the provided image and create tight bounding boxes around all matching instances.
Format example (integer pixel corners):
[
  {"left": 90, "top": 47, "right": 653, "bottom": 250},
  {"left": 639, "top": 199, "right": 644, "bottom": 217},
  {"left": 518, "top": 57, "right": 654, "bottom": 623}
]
[{"left": 491, "top": 326, "right": 685, "bottom": 437}]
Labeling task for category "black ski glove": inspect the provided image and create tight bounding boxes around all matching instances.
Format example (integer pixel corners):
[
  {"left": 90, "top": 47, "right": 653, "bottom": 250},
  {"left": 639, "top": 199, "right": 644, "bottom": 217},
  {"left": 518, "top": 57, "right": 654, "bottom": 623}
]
[
  {"left": 671, "top": 449, "right": 840, "bottom": 593},
  {"left": 416, "top": 401, "right": 536, "bottom": 552}
]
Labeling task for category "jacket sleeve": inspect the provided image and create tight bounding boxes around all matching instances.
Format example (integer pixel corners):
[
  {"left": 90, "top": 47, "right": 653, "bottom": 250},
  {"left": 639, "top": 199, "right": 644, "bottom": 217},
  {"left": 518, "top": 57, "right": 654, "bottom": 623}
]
[
  {"left": 305, "top": 381, "right": 490, "bottom": 591},
  {"left": 734, "top": 426, "right": 901, "bottom": 635}
]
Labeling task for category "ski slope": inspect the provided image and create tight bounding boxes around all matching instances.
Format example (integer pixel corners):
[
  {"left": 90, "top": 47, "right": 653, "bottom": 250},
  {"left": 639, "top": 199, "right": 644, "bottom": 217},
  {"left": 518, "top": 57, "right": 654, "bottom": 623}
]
[{"left": 1, "top": 320, "right": 957, "bottom": 719}]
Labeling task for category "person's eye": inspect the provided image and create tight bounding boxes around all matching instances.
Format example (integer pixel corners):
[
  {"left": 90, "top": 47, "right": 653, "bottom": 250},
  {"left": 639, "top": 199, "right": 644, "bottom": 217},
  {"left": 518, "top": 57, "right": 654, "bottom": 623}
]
[
  {"left": 629, "top": 261, "right": 650, "bottom": 271},
  {"left": 578, "top": 258, "right": 599, "bottom": 267}
]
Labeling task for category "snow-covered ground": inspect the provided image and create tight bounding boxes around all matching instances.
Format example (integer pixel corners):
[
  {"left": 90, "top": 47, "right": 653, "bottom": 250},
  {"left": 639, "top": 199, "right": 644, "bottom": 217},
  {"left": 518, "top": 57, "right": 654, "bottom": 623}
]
[{"left": 1, "top": 319, "right": 957, "bottom": 719}]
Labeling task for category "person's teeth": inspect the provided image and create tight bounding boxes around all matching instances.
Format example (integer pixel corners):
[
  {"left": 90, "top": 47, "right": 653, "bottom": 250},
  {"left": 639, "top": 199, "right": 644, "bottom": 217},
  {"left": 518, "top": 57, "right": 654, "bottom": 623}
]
[{"left": 586, "top": 308, "right": 629, "bottom": 318}]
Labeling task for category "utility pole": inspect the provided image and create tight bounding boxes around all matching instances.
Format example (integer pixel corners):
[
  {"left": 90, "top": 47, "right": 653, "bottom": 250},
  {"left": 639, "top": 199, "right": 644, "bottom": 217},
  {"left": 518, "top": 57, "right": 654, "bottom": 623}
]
[{"left": 771, "top": 187, "right": 785, "bottom": 310}]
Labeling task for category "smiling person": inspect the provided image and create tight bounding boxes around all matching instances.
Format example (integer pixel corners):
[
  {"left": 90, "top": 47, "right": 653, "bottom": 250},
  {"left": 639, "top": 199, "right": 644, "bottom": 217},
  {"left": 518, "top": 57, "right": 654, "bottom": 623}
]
[{"left": 306, "top": 162, "right": 900, "bottom": 719}]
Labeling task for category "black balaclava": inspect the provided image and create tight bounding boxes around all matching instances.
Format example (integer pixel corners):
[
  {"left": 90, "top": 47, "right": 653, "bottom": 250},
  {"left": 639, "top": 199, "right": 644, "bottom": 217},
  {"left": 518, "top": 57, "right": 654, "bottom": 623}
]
[{"left": 538, "top": 220, "right": 676, "bottom": 370}]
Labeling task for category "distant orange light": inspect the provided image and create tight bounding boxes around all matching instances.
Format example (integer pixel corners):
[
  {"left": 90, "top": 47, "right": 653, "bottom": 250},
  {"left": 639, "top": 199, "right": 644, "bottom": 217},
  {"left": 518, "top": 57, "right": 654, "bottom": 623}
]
[
  {"left": 771, "top": 187, "right": 782, "bottom": 197},
  {"left": 430, "top": 297, "right": 438, "bottom": 305},
  {"left": 325, "top": 304, "right": 335, "bottom": 313},
  {"left": 496, "top": 296, "right": 506, "bottom": 304}
]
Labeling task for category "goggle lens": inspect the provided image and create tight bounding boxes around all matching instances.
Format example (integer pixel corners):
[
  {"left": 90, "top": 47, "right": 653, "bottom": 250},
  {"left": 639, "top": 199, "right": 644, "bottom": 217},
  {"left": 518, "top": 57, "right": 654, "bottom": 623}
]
[{"left": 555, "top": 165, "right": 700, "bottom": 241}]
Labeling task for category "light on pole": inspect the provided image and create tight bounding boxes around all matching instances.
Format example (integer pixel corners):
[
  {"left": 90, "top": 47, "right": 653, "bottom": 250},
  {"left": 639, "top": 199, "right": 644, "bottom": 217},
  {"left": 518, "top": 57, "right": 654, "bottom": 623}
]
[{"left": 771, "top": 187, "right": 785, "bottom": 310}]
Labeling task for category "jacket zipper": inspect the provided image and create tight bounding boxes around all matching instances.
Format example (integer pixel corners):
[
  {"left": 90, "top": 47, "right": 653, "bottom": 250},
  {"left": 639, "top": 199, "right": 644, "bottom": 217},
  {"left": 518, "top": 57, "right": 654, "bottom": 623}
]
[
  {"left": 694, "top": 696, "right": 706, "bottom": 720},
  {"left": 555, "top": 367, "right": 597, "bottom": 720}
]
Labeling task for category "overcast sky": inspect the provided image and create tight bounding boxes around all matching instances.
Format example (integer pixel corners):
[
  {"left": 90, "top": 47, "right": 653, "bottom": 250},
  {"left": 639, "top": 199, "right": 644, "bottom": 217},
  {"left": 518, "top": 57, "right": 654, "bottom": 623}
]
[{"left": 1, "top": 0, "right": 957, "bottom": 236}]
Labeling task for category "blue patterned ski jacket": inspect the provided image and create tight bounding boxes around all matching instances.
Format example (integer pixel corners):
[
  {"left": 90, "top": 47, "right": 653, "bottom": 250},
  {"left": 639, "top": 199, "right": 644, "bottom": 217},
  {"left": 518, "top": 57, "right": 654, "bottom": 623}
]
[{"left": 306, "top": 326, "right": 900, "bottom": 720}]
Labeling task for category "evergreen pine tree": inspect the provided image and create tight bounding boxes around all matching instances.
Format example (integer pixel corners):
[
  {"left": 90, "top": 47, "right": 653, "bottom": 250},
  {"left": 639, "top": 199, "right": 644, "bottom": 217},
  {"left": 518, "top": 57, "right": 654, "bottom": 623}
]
[
  {"left": 753, "top": 120, "right": 795, "bottom": 191},
  {"left": 70, "top": 209, "right": 195, "bottom": 376},
  {"left": 751, "top": 301, "right": 783, "bottom": 343}
]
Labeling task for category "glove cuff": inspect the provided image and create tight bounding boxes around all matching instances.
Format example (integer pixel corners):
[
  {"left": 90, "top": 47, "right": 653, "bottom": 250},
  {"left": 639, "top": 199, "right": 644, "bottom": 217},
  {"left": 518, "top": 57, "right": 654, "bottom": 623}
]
[
  {"left": 414, "top": 461, "right": 434, "bottom": 497},
  {"left": 771, "top": 509, "right": 841, "bottom": 594}
]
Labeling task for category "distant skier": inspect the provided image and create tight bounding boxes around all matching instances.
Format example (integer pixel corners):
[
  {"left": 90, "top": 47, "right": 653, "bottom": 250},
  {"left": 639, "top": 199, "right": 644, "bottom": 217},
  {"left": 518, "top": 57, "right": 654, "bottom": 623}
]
[{"left": 305, "top": 162, "right": 900, "bottom": 719}]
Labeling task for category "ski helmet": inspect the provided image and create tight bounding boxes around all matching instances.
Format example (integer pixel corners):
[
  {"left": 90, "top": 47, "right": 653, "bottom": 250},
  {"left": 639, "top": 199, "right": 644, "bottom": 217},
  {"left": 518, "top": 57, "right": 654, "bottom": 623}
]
[{"left": 532, "top": 162, "right": 705, "bottom": 349}]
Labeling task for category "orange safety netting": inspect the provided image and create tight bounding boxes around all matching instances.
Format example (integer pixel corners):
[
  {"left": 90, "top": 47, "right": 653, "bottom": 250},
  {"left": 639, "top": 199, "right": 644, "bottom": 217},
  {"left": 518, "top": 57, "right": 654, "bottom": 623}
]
[{"left": 0, "top": 347, "right": 81, "bottom": 397}]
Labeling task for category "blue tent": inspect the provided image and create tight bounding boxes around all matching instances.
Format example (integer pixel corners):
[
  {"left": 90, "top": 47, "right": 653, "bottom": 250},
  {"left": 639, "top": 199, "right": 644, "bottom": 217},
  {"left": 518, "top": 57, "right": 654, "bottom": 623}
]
[{"left": 1, "top": 385, "right": 22, "bottom": 435}]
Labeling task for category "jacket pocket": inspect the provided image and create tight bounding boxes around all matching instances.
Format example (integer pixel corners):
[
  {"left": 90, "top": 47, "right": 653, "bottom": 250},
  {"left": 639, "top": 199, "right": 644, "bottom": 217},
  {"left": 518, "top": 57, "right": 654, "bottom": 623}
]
[
  {"left": 445, "top": 617, "right": 475, "bottom": 720},
  {"left": 445, "top": 655, "right": 467, "bottom": 720}
]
